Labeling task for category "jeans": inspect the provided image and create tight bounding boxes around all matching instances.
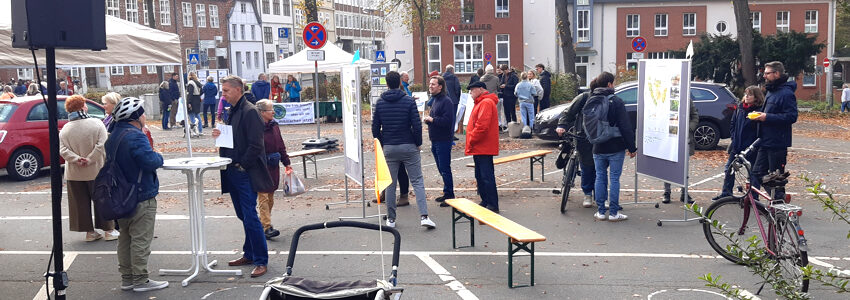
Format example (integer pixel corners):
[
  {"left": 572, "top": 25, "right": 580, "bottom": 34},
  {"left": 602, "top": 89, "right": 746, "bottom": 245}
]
[
  {"left": 593, "top": 151, "right": 626, "bottom": 215},
  {"left": 752, "top": 147, "right": 787, "bottom": 200},
  {"left": 190, "top": 113, "right": 202, "bottom": 133},
  {"left": 473, "top": 155, "right": 499, "bottom": 211},
  {"left": 290, "top": 97, "right": 300, "bottom": 103},
  {"left": 160, "top": 102, "right": 171, "bottom": 129},
  {"left": 431, "top": 141, "right": 455, "bottom": 198},
  {"left": 503, "top": 97, "right": 518, "bottom": 123},
  {"left": 202, "top": 103, "right": 216, "bottom": 127},
  {"left": 225, "top": 167, "right": 268, "bottom": 266},
  {"left": 577, "top": 139, "right": 596, "bottom": 195},
  {"left": 497, "top": 98, "right": 506, "bottom": 127},
  {"left": 383, "top": 144, "right": 428, "bottom": 220},
  {"left": 519, "top": 101, "right": 534, "bottom": 129},
  {"left": 842, "top": 101, "right": 850, "bottom": 113},
  {"left": 117, "top": 198, "right": 157, "bottom": 285}
]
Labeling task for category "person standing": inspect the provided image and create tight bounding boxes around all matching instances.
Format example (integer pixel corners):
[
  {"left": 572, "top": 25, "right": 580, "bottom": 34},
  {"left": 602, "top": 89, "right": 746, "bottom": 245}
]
[
  {"left": 465, "top": 81, "right": 500, "bottom": 212},
  {"left": 480, "top": 65, "right": 503, "bottom": 130},
  {"left": 255, "top": 100, "right": 292, "bottom": 239},
  {"left": 841, "top": 83, "right": 850, "bottom": 113},
  {"left": 535, "top": 64, "right": 552, "bottom": 112},
  {"left": 377, "top": 71, "right": 414, "bottom": 207},
  {"left": 270, "top": 75, "right": 284, "bottom": 103},
  {"left": 499, "top": 65, "right": 519, "bottom": 124},
  {"left": 57, "top": 81, "right": 71, "bottom": 96},
  {"left": 372, "top": 71, "right": 435, "bottom": 229},
  {"left": 527, "top": 70, "right": 544, "bottom": 115},
  {"left": 169, "top": 73, "right": 181, "bottom": 128},
  {"left": 0, "top": 86, "right": 14, "bottom": 100},
  {"left": 443, "top": 65, "right": 461, "bottom": 113},
  {"left": 26, "top": 83, "right": 41, "bottom": 96},
  {"left": 186, "top": 72, "right": 203, "bottom": 134},
  {"left": 101, "top": 92, "right": 121, "bottom": 129},
  {"left": 251, "top": 73, "right": 271, "bottom": 101},
  {"left": 424, "top": 76, "right": 456, "bottom": 208},
  {"left": 106, "top": 97, "right": 168, "bottom": 292},
  {"left": 158, "top": 82, "right": 172, "bottom": 130},
  {"left": 514, "top": 72, "right": 538, "bottom": 130},
  {"left": 212, "top": 76, "right": 273, "bottom": 278},
  {"left": 750, "top": 61, "right": 798, "bottom": 201},
  {"left": 285, "top": 75, "right": 301, "bottom": 102},
  {"left": 588, "top": 72, "right": 636, "bottom": 222},
  {"left": 469, "top": 68, "right": 483, "bottom": 86},
  {"left": 401, "top": 72, "right": 413, "bottom": 96},
  {"left": 14, "top": 80, "right": 26, "bottom": 96},
  {"left": 557, "top": 79, "right": 599, "bottom": 208},
  {"left": 59, "top": 95, "right": 117, "bottom": 242},
  {"left": 202, "top": 76, "right": 219, "bottom": 129},
  {"left": 713, "top": 86, "right": 764, "bottom": 200}
]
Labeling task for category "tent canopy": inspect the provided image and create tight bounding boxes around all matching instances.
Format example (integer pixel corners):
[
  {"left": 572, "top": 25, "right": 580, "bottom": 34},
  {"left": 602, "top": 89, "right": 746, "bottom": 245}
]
[
  {"left": 0, "top": 5, "right": 181, "bottom": 68},
  {"left": 268, "top": 43, "right": 373, "bottom": 74}
]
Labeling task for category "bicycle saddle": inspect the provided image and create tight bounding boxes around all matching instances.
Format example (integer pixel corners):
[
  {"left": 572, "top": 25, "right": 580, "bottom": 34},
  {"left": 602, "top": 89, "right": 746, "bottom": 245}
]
[{"left": 762, "top": 171, "right": 790, "bottom": 188}]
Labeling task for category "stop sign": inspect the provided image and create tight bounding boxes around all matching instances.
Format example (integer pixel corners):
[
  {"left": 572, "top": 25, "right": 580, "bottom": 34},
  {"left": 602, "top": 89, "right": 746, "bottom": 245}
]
[{"left": 823, "top": 58, "right": 830, "bottom": 68}]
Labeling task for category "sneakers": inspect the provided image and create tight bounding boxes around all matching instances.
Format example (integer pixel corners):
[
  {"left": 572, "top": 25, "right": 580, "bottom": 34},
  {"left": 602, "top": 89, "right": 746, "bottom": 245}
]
[
  {"left": 662, "top": 192, "right": 672, "bottom": 204},
  {"left": 85, "top": 231, "right": 102, "bottom": 242},
  {"left": 386, "top": 219, "right": 396, "bottom": 228},
  {"left": 420, "top": 216, "right": 436, "bottom": 229},
  {"left": 434, "top": 196, "right": 446, "bottom": 203},
  {"left": 680, "top": 193, "right": 695, "bottom": 204},
  {"left": 132, "top": 279, "right": 169, "bottom": 292},
  {"left": 593, "top": 212, "right": 607, "bottom": 221},
  {"left": 608, "top": 213, "right": 629, "bottom": 222},
  {"left": 582, "top": 195, "right": 593, "bottom": 208},
  {"left": 104, "top": 230, "right": 120, "bottom": 241},
  {"left": 264, "top": 227, "right": 280, "bottom": 240},
  {"left": 120, "top": 280, "right": 134, "bottom": 291}
]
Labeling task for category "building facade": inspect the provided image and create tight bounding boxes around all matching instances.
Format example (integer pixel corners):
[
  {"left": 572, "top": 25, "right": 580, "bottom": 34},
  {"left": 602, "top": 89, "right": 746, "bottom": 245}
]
[
  {"left": 256, "top": 0, "right": 296, "bottom": 68},
  {"left": 292, "top": 0, "right": 337, "bottom": 54},
  {"left": 333, "top": 0, "right": 385, "bottom": 61},
  {"left": 229, "top": 0, "right": 267, "bottom": 81}
]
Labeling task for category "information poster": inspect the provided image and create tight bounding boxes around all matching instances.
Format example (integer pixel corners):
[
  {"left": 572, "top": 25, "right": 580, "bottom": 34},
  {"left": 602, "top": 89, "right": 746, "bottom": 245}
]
[
  {"left": 272, "top": 102, "right": 315, "bottom": 125},
  {"left": 641, "top": 60, "right": 684, "bottom": 162},
  {"left": 341, "top": 66, "right": 363, "bottom": 184}
]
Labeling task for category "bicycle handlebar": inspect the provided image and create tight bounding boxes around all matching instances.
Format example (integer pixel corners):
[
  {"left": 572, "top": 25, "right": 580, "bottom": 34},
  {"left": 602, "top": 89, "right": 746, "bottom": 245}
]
[{"left": 739, "top": 138, "right": 760, "bottom": 158}]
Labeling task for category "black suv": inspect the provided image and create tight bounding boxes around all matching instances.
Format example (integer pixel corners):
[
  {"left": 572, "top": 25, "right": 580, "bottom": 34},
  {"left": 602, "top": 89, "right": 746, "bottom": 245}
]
[{"left": 533, "top": 81, "right": 737, "bottom": 150}]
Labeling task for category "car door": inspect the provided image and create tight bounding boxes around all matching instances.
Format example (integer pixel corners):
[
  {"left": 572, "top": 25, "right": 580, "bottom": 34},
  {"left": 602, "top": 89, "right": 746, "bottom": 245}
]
[
  {"left": 22, "top": 101, "right": 69, "bottom": 167},
  {"left": 615, "top": 86, "right": 639, "bottom": 130}
]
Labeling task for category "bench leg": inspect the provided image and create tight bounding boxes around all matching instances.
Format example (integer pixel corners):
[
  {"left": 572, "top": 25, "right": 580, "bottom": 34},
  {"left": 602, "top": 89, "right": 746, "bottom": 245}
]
[
  {"left": 508, "top": 239, "right": 535, "bottom": 288},
  {"left": 528, "top": 156, "right": 545, "bottom": 182},
  {"left": 301, "top": 157, "right": 308, "bottom": 178},
  {"left": 310, "top": 154, "right": 318, "bottom": 179},
  {"left": 451, "top": 208, "right": 474, "bottom": 249}
]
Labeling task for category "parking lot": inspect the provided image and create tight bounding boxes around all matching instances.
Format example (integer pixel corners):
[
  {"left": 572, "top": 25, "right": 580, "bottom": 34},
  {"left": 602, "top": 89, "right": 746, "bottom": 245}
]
[{"left": 1, "top": 114, "right": 849, "bottom": 299}]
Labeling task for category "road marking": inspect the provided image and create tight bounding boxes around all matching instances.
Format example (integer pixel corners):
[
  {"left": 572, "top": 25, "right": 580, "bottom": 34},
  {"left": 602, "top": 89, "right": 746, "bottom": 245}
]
[
  {"left": 689, "top": 172, "right": 725, "bottom": 188},
  {"left": 809, "top": 257, "right": 850, "bottom": 278},
  {"left": 32, "top": 252, "right": 77, "bottom": 300},
  {"left": 317, "top": 155, "right": 343, "bottom": 162},
  {"left": 647, "top": 288, "right": 744, "bottom": 299},
  {"left": 201, "top": 286, "right": 239, "bottom": 299},
  {"left": 0, "top": 215, "right": 236, "bottom": 221},
  {"left": 496, "top": 179, "right": 523, "bottom": 187},
  {"left": 422, "top": 156, "right": 473, "bottom": 167},
  {"left": 416, "top": 254, "right": 479, "bottom": 300}
]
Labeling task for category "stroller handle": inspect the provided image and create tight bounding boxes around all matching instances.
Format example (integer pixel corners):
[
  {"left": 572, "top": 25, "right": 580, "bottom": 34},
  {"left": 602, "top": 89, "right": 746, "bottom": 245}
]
[{"left": 285, "top": 221, "right": 402, "bottom": 278}]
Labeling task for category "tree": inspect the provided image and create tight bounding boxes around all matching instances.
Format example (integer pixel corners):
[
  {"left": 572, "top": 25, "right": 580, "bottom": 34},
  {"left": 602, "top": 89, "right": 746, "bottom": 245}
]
[
  {"left": 555, "top": 1, "right": 576, "bottom": 77},
  {"left": 378, "top": 0, "right": 446, "bottom": 84},
  {"left": 731, "top": 0, "right": 756, "bottom": 87}
]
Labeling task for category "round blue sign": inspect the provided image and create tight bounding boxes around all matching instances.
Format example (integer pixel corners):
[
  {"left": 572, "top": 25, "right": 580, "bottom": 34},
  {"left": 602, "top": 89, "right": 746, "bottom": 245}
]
[{"left": 631, "top": 36, "right": 646, "bottom": 52}]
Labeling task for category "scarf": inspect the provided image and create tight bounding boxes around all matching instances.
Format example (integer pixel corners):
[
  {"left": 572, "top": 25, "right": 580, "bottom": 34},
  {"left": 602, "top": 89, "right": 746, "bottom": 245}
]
[{"left": 68, "top": 111, "right": 89, "bottom": 121}]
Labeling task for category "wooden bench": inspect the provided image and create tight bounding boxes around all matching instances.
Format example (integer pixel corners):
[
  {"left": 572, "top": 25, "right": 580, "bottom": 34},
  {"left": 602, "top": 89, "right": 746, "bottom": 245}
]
[
  {"left": 465, "top": 150, "right": 554, "bottom": 182},
  {"left": 288, "top": 149, "right": 328, "bottom": 179},
  {"left": 445, "top": 198, "right": 547, "bottom": 288}
]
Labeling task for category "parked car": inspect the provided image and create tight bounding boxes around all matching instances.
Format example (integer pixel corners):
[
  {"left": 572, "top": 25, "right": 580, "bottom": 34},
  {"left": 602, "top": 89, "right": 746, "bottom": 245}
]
[
  {"left": 533, "top": 81, "right": 737, "bottom": 150},
  {"left": 0, "top": 95, "right": 107, "bottom": 181}
]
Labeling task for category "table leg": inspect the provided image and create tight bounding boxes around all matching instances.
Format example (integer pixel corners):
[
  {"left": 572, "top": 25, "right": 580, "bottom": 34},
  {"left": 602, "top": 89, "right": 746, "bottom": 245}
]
[
  {"left": 196, "top": 169, "right": 242, "bottom": 277},
  {"left": 302, "top": 157, "right": 308, "bottom": 178},
  {"left": 160, "top": 171, "right": 200, "bottom": 278}
]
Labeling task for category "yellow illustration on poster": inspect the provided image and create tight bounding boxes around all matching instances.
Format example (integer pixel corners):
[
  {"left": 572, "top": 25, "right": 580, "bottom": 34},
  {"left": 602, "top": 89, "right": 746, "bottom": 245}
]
[
  {"left": 642, "top": 60, "right": 682, "bottom": 162},
  {"left": 341, "top": 66, "right": 361, "bottom": 165}
]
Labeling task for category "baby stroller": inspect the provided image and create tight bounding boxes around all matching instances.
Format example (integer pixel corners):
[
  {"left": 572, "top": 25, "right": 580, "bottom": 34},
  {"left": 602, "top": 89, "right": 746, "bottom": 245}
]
[{"left": 259, "top": 221, "right": 404, "bottom": 300}]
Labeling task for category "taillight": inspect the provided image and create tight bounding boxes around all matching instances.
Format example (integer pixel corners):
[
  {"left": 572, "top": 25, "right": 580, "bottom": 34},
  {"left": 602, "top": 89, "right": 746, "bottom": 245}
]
[
  {"left": 796, "top": 211, "right": 802, "bottom": 216},
  {"left": 785, "top": 194, "right": 791, "bottom": 203},
  {"left": 727, "top": 103, "right": 737, "bottom": 111},
  {"left": 798, "top": 229, "right": 805, "bottom": 236}
]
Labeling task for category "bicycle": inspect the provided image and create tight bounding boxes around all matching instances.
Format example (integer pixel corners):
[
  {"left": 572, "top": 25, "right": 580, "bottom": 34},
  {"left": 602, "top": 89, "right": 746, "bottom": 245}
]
[
  {"left": 701, "top": 138, "right": 809, "bottom": 293},
  {"left": 553, "top": 129, "right": 581, "bottom": 214}
]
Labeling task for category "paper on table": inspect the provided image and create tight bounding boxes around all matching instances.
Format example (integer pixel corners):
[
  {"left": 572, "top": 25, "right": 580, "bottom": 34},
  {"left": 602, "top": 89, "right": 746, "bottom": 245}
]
[{"left": 215, "top": 124, "right": 233, "bottom": 148}]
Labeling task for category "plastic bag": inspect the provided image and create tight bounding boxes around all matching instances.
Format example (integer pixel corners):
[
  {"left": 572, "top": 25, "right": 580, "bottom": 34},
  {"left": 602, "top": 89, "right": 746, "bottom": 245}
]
[{"left": 283, "top": 169, "right": 306, "bottom": 196}]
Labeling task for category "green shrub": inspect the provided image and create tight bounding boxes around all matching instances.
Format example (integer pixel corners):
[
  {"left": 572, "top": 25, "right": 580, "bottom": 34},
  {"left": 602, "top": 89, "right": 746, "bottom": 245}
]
[{"left": 549, "top": 72, "right": 579, "bottom": 106}]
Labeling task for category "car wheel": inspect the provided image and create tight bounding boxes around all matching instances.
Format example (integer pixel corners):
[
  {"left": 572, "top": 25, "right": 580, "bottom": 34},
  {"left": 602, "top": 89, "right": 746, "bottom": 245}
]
[
  {"left": 694, "top": 121, "right": 720, "bottom": 150},
  {"left": 7, "top": 149, "right": 42, "bottom": 181}
]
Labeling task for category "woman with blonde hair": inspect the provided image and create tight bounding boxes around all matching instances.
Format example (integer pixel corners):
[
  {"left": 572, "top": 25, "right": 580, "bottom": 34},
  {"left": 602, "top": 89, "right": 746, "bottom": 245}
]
[
  {"left": 526, "top": 70, "right": 544, "bottom": 113},
  {"left": 101, "top": 92, "right": 122, "bottom": 129},
  {"left": 186, "top": 72, "right": 203, "bottom": 133},
  {"left": 59, "top": 95, "right": 117, "bottom": 241},
  {"left": 26, "top": 83, "right": 41, "bottom": 96}
]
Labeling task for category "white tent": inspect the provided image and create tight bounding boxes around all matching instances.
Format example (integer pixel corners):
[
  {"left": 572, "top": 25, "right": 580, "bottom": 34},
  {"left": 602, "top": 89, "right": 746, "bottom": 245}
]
[{"left": 267, "top": 43, "right": 374, "bottom": 74}]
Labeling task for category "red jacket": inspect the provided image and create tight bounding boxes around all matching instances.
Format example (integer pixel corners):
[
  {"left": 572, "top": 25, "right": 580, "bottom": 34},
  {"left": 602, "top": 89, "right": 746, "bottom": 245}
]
[
  {"left": 465, "top": 91, "right": 499, "bottom": 156},
  {"left": 270, "top": 80, "right": 284, "bottom": 102}
]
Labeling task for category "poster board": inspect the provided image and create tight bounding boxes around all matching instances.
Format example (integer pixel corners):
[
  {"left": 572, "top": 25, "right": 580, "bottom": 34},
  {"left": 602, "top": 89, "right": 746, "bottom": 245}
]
[
  {"left": 272, "top": 102, "right": 315, "bottom": 125},
  {"left": 635, "top": 59, "right": 691, "bottom": 186},
  {"left": 462, "top": 93, "right": 475, "bottom": 126},
  {"left": 341, "top": 66, "right": 363, "bottom": 184}
]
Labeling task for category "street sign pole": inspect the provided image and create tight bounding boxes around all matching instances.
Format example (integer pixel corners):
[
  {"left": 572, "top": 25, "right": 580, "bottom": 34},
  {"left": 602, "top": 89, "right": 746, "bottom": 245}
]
[
  {"left": 315, "top": 60, "right": 320, "bottom": 138},
  {"left": 824, "top": 57, "right": 833, "bottom": 108}
]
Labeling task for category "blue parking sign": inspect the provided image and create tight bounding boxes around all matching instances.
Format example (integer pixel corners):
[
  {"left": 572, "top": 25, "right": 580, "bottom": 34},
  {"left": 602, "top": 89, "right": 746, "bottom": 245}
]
[{"left": 278, "top": 28, "right": 289, "bottom": 39}]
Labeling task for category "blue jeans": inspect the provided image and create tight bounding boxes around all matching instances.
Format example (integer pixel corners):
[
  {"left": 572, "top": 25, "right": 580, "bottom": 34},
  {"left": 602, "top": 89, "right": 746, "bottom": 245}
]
[
  {"left": 593, "top": 151, "right": 626, "bottom": 215},
  {"left": 190, "top": 113, "right": 202, "bottom": 133},
  {"left": 473, "top": 155, "right": 499, "bottom": 211},
  {"left": 225, "top": 167, "right": 268, "bottom": 266},
  {"left": 752, "top": 147, "right": 787, "bottom": 200},
  {"left": 519, "top": 101, "right": 534, "bottom": 129},
  {"left": 842, "top": 101, "right": 850, "bottom": 113},
  {"left": 160, "top": 102, "right": 170, "bottom": 129},
  {"left": 431, "top": 141, "right": 455, "bottom": 198},
  {"left": 290, "top": 97, "right": 300, "bottom": 103},
  {"left": 202, "top": 103, "right": 216, "bottom": 127}
]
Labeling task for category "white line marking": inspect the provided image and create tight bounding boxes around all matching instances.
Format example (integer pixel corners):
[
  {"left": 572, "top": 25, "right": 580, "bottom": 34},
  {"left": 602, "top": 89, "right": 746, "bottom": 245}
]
[
  {"left": 415, "top": 254, "right": 478, "bottom": 300},
  {"left": 33, "top": 253, "right": 77, "bottom": 300},
  {"left": 201, "top": 286, "right": 238, "bottom": 299},
  {"left": 789, "top": 146, "right": 849, "bottom": 155},
  {"left": 317, "top": 155, "right": 343, "bottom": 162},
  {"left": 689, "top": 173, "right": 725, "bottom": 188},
  {"left": 0, "top": 215, "right": 236, "bottom": 221},
  {"left": 496, "top": 179, "right": 523, "bottom": 187},
  {"left": 423, "top": 156, "right": 473, "bottom": 167}
]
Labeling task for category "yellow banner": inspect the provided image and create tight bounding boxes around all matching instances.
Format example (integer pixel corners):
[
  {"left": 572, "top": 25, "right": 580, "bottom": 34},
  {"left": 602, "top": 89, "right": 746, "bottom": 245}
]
[{"left": 374, "top": 139, "right": 392, "bottom": 203}]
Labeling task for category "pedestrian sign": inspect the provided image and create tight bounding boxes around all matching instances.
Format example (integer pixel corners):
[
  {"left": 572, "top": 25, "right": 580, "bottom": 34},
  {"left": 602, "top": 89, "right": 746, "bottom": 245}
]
[
  {"left": 302, "top": 22, "right": 327, "bottom": 50},
  {"left": 188, "top": 53, "right": 199, "bottom": 65},
  {"left": 375, "top": 51, "right": 386, "bottom": 62}
]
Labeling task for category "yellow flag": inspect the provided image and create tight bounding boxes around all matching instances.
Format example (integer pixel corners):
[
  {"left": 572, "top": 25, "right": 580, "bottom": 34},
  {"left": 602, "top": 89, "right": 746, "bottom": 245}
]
[{"left": 374, "top": 139, "right": 392, "bottom": 203}]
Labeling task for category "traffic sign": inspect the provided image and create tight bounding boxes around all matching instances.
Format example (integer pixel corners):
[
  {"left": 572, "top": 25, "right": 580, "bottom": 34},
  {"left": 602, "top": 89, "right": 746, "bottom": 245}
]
[
  {"left": 394, "top": 50, "right": 406, "bottom": 55},
  {"left": 188, "top": 53, "right": 200, "bottom": 65},
  {"left": 632, "top": 52, "right": 644, "bottom": 60},
  {"left": 375, "top": 51, "right": 386, "bottom": 62},
  {"left": 278, "top": 28, "right": 289, "bottom": 39},
  {"left": 391, "top": 58, "right": 401, "bottom": 68},
  {"left": 306, "top": 50, "right": 325, "bottom": 61},
  {"left": 448, "top": 25, "right": 457, "bottom": 34},
  {"left": 302, "top": 22, "right": 327, "bottom": 49},
  {"left": 823, "top": 57, "right": 830, "bottom": 68},
  {"left": 484, "top": 52, "right": 492, "bottom": 61},
  {"left": 631, "top": 36, "right": 647, "bottom": 52}
]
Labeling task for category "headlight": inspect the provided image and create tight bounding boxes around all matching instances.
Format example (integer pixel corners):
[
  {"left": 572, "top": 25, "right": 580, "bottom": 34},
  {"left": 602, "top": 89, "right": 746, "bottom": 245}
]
[{"left": 0, "top": 130, "right": 6, "bottom": 144}]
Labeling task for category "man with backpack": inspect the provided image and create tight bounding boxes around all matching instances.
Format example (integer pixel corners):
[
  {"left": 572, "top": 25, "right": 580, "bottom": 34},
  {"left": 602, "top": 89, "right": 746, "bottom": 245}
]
[
  {"left": 104, "top": 97, "right": 167, "bottom": 292},
  {"left": 557, "top": 79, "right": 599, "bottom": 208}
]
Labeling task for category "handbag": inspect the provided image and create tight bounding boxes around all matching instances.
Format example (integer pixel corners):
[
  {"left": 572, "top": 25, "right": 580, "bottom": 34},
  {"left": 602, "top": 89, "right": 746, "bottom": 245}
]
[{"left": 282, "top": 169, "right": 306, "bottom": 196}]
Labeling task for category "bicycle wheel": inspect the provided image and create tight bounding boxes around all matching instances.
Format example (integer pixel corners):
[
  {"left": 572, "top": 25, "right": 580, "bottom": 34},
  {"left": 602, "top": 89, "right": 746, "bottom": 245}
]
[
  {"left": 560, "top": 157, "right": 577, "bottom": 214},
  {"left": 772, "top": 219, "right": 809, "bottom": 293},
  {"left": 702, "top": 196, "right": 769, "bottom": 264}
]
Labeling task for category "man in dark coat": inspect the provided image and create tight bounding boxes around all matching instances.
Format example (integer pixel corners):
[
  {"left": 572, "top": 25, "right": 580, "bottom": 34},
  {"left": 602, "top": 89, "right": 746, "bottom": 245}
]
[
  {"left": 443, "top": 65, "right": 462, "bottom": 112},
  {"left": 212, "top": 75, "right": 273, "bottom": 278},
  {"left": 499, "top": 65, "right": 520, "bottom": 123},
  {"left": 751, "top": 61, "right": 798, "bottom": 200},
  {"left": 168, "top": 73, "right": 181, "bottom": 127},
  {"left": 251, "top": 73, "right": 271, "bottom": 101},
  {"left": 536, "top": 64, "right": 552, "bottom": 112},
  {"left": 424, "top": 76, "right": 456, "bottom": 207}
]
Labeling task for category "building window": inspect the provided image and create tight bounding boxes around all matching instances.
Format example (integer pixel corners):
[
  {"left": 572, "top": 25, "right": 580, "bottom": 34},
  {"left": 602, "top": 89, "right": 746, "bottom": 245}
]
[
  {"left": 750, "top": 11, "right": 761, "bottom": 33},
  {"left": 255, "top": 52, "right": 260, "bottom": 70},
  {"left": 241, "top": 24, "right": 246, "bottom": 40},
  {"left": 683, "top": 13, "right": 696, "bottom": 36},
  {"left": 495, "top": 0, "right": 509, "bottom": 18},
  {"left": 17, "top": 68, "right": 33, "bottom": 80},
  {"left": 273, "top": 0, "right": 281, "bottom": 15},
  {"left": 776, "top": 11, "right": 789, "bottom": 33},
  {"left": 110, "top": 66, "right": 124, "bottom": 75},
  {"left": 126, "top": 1, "right": 139, "bottom": 23},
  {"left": 427, "top": 36, "right": 441, "bottom": 73},
  {"left": 803, "top": 56, "right": 816, "bottom": 86},
  {"left": 251, "top": 25, "right": 257, "bottom": 41},
  {"left": 264, "top": 27, "right": 273, "bottom": 44},
  {"left": 159, "top": 0, "right": 171, "bottom": 25},
  {"left": 142, "top": 2, "right": 154, "bottom": 25},
  {"left": 246, "top": 52, "right": 252, "bottom": 69},
  {"left": 654, "top": 14, "right": 668, "bottom": 36},
  {"left": 577, "top": 0, "right": 589, "bottom": 5},
  {"left": 163, "top": 65, "right": 174, "bottom": 73},
  {"left": 106, "top": 0, "right": 119, "bottom": 18},
  {"left": 576, "top": 55, "right": 588, "bottom": 88},
  {"left": 461, "top": 0, "right": 474, "bottom": 24},
  {"left": 146, "top": 65, "right": 156, "bottom": 74},
  {"left": 232, "top": 24, "right": 238, "bottom": 40},
  {"left": 626, "top": 53, "right": 638, "bottom": 70},
  {"left": 182, "top": 2, "right": 193, "bottom": 27},
  {"left": 453, "top": 35, "right": 483, "bottom": 73},
  {"left": 716, "top": 21, "right": 728, "bottom": 34},
  {"left": 496, "top": 34, "right": 510, "bottom": 67},
  {"left": 129, "top": 66, "right": 142, "bottom": 74},
  {"left": 262, "top": 0, "right": 270, "bottom": 14},
  {"left": 266, "top": 52, "right": 276, "bottom": 67},
  {"left": 282, "top": 0, "right": 291, "bottom": 16},
  {"left": 241, "top": 3, "right": 247, "bottom": 13},
  {"left": 626, "top": 14, "right": 640, "bottom": 37},
  {"left": 805, "top": 10, "right": 818, "bottom": 33},
  {"left": 295, "top": 9, "right": 302, "bottom": 26},
  {"left": 209, "top": 5, "right": 219, "bottom": 28},
  {"left": 647, "top": 51, "right": 679, "bottom": 59},
  {"left": 576, "top": 10, "right": 590, "bottom": 42},
  {"left": 196, "top": 4, "right": 206, "bottom": 27}
]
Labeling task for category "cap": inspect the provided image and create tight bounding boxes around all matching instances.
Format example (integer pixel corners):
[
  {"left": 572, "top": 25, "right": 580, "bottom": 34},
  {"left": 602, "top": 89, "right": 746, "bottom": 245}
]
[{"left": 467, "top": 81, "right": 487, "bottom": 91}]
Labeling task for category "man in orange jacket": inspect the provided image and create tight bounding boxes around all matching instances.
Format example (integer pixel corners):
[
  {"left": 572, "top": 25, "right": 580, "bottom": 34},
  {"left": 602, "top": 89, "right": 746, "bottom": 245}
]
[{"left": 465, "top": 81, "right": 500, "bottom": 212}]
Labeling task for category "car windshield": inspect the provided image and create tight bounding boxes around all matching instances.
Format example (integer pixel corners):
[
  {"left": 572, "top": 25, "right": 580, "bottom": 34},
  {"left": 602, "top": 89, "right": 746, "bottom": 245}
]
[{"left": 0, "top": 103, "right": 17, "bottom": 122}]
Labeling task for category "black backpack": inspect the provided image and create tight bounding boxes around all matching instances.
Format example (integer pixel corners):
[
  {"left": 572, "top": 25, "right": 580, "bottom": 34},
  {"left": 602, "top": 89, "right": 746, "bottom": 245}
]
[
  {"left": 581, "top": 94, "right": 622, "bottom": 144},
  {"left": 93, "top": 130, "right": 144, "bottom": 220}
]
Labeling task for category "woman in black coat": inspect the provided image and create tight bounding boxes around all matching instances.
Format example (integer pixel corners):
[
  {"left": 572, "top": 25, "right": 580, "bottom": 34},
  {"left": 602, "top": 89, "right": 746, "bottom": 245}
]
[{"left": 158, "top": 81, "right": 172, "bottom": 130}]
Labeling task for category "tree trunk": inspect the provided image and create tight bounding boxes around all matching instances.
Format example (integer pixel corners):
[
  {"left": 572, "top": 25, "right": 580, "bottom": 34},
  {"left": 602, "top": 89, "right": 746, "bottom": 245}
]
[
  {"left": 143, "top": 0, "right": 163, "bottom": 81},
  {"left": 732, "top": 0, "right": 756, "bottom": 86},
  {"left": 415, "top": 1, "right": 428, "bottom": 85},
  {"left": 555, "top": 0, "right": 576, "bottom": 75}
]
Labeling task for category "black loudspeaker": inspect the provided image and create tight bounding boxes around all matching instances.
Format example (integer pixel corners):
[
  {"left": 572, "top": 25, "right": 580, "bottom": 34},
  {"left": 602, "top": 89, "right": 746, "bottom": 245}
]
[{"left": 11, "top": 0, "right": 106, "bottom": 50}]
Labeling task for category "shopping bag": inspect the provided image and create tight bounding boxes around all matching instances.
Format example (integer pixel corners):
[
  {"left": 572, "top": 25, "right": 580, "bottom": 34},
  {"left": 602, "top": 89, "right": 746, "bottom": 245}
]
[{"left": 283, "top": 169, "right": 306, "bottom": 196}]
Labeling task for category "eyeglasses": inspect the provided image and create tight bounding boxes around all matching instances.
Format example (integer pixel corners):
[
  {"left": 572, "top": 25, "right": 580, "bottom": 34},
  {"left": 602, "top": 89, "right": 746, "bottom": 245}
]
[{"left": 764, "top": 71, "right": 777, "bottom": 75}]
